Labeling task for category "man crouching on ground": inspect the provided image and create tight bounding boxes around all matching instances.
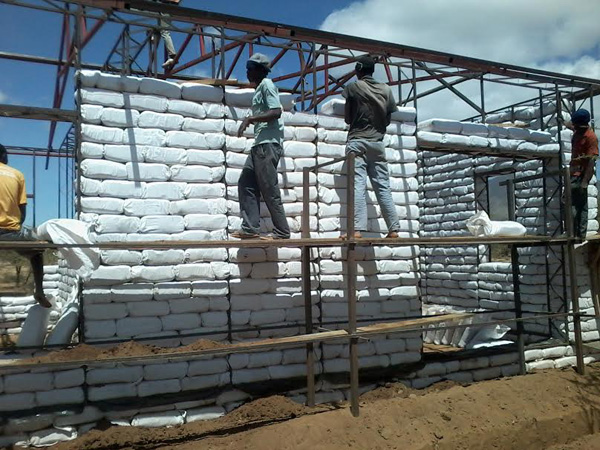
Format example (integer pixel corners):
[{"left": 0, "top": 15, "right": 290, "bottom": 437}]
[
  {"left": 0, "top": 144, "right": 51, "bottom": 307},
  {"left": 232, "top": 53, "right": 290, "bottom": 240}
]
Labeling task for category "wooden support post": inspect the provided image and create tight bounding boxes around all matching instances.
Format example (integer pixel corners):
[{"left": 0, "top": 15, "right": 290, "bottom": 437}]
[
  {"left": 563, "top": 167, "right": 585, "bottom": 374},
  {"left": 346, "top": 152, "right": 360, "bottom": 417},
  {"left": 302, "top": 167, "right": 315, "bottom": 407},
  {"left": 507, "top": 180, "right": 525, "bottom": 374}
]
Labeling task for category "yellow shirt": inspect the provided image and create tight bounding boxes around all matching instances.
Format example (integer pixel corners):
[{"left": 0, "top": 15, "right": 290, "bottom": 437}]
[{"left": 0, "top": 163, "right": 27, "bottom": 231}]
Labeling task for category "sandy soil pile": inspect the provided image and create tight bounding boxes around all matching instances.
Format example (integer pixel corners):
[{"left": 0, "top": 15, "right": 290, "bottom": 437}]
[{"left": 53, "top": 364, "right": 600, "bottom": 450}]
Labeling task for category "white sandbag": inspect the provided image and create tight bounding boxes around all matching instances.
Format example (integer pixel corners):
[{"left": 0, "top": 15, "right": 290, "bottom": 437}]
[
  {"left": 442, "top": 133, "right": 470, "bottom": 147},
  {"left": 186, "top": 149, "right": 225, "bottom": 166},
  {"left": 96, "top": 215, "right": 140, "bottom": 233},
  {"left": 191, "top": 280, "right": 228, "bottom": 296},
  {"left": 167, "top": 99, "right": 206, "bottom": 118},
  {"left": 283, "top": 141, "right": 317, "bottom": 158},
  {"left": 204, "top": 103, "right": 226, "bottom": 118},
  {"left": 391, "top": 106, "right": 417, "bottom": 122},
  {"left": 418, "top": 119, "right": 463, "bottom": 134},
  {"left": 386, "top": 122, "right": 416, "bottom": 135},
  {"left": 103, "top": 144, "right": 145, "bottom": 163},
  {"left": 140, "top": 78, "right": 181, "bottom": 98},
  {"left": 143, "top": 182, "right": 185, "bottom": 200},
  {"left": 131, "top": 265, "right": 176, "bottom": 282},
  {"left": 27, "top": 428, "right": 77, "bottom": 447},
  {"left": 81, "top": 124, "right": 124, "bottom": 144},
  {"left": 170, "top": 165, "right": 213, "bottom": 182},
  {"left": 182, "top": 118, "right": 224, "bottom": 133},
  {"left": 16, "top": 305, "right": 51, "bottom": 348},
  {"left": 80, "top": 142, "right": 104, "bottom": 159},
  {"left": 78, "top": 69, "right": 100, "bottom": 87},
  {"left": 139, "top": 215, "right": 185, "bottom": 234},
  {"left": 166, "top": 130, "right": 207, "bottom": 148},
  {"left": 131, "top": 411, "right": 185, "bottom": 428},
  {"left": 122, "top": 128, "right": 166, "bottom": 146},
  {"left": 319, "top": 129, "right": 347, "bottom": 144},
  {"left": 283, "top": 111, "right": 318, "bottom": 126},
  {"left": 96, "top": 72, "right": 140, "bottom": 92},
  {"left": 317, "top": 115, "right": 347, "bottom": 130},
  {"left": 226, "top": 151, "right": 250, "bottom": 168},
  {"left": 320, "top": 98, "right": 345, "bottom": 116},
  {"left": 143, "top": 145, "right": 187, "bottom": 164},
  {"left": 80, "top": 88, "right": 124, "bottom": 108},
  {"left": 224, "top": 119, "right": 254, "bottom": 137},
  {"left": 466, "top": 211, "right": 526, "bottom": 237},
  {"left": 528, "top": 130, "right": 552, "bottom": 143},
  {"left": 138, "top": 111, "right": 184, "bottom": 130},
  {"left": 170, "top": 198, "right": 227, "bottom": 215},
  {"left": 385, "top": 135, "right": 417, "bottom": 150},
  {"left": 123, "top": 199, "right": 170, "bottom": 216},
  {"left": 123, "top": 92, "right": 168, "bottom": 112},
  {"left": 184, "top": 214, "right": 228, "bottom": 230},
  {"left": 140, "top": 250, "right": 184, "bottom": 266},
  {"left": 126, "top": 162, "right": 170, "bottom": 181},
  {"left": 89, "top": 265, "right": 132, "bottom": 285},
  {"left": 176, "top": 263, "right": 215, "bottom": 281},
  {"left": 181, "top": 83, "right": 224, "bottom": 103},
  {"left": 184, "top": 183, "right": 225, "bottom": 198},
  {"left": 37, "top": 219, "right": 100, "bottom": 281},
  {"left": 294, "top": 127, "right": 317, "bottom": 142},
  {"left": 469, "top": 136, "right": 489, "bottom": 148},
  {"left": 506, "top": 127, "right": 530, "bottom": 140},
  {"left": 80, "top": 197, "right": 124, "bottom": 214},
  {"left": 80, "top": 177, "right": 102, "bottom": 196},
  {"left": 100, "top": 180, "right": 145, "bottom": 198},
  {"left": 101, "top": 250, "right": 143, "bottom": 265},
  {"left": 81, "top": 104, "right": 103, "bottom": 124},
  {"left": 317, "top": 142, "right": 345, "bottom": 158},
  {"left": 101, "top": 108, "right": 140, "bottom": 127},
  {"left": 205, "top": 133, "right": 226, "bottom": 149},
  {"left": 186, "top": 406, "right": 226, "bottom": 423},
  {"left": 416, "top": 131, "right": 444, "bottom": 145},
  {"left": 460, "top": 122, "right": 489, "bottom": 137},
  {"left": 81, "top": 159, "right": 127, "bottom": 180},
  {"left": 186, "top": 248, "right": 227, "bottom": 263},
  {"left": 388, "top": 163, "right": 418, "bottom": 177}
]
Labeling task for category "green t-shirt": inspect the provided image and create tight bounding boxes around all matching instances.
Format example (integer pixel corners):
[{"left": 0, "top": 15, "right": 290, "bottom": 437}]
[{"left": 252, "top": 78, "right": 284, "bottom": 145}]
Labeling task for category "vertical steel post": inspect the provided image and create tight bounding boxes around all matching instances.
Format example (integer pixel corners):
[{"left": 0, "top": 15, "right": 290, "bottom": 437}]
[
  {"left": 302, "top": 167, "right": 315, "bottom": 407},
  {"left": 346, "top": 152, "right": 359, "bottom": 417},
  {"left": 563, "top": 167, "right": 585, "bottom": 374},
  {"left": 507, "top": 180, "right": 525, "bottom": 374},
  {"left": 480, "top": 75, "right": 486, "bottom": 122},
  {"left": 411, "top": 59, "right": 417, "bottom": 110}
]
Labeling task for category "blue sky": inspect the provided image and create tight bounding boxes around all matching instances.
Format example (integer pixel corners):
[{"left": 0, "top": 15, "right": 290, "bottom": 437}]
[
  {"left": 1, "top": 0, "right": 598, "bottom": 226},
  {"left": 0, "top": 0, "right": 351, "bottom": 226}
]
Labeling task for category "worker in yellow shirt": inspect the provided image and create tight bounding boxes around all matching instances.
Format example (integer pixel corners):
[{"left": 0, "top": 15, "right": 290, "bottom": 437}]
[{"left": 0, "top": 144, "right": 51, "bottom": 307}]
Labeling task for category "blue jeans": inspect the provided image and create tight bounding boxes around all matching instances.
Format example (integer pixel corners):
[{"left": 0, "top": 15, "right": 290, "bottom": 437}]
[
  {"left": 346, "top": 140, "right": 400, "bottom": 233},
  {"left": 238, "top": 142, "right": 290, "bottom": 238}
]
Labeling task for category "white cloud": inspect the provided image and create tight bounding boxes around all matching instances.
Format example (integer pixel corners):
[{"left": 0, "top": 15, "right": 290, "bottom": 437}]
[
  {"left": 0, "top": 90, "right": 8, "bottom": 103},
  {"left": 320, "top": 0, "right": 600, "bottom": 120}
]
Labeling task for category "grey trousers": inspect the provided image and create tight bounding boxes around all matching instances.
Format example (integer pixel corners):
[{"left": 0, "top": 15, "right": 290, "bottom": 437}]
[
  {"left": 238, "top": 143, "right": 290, "bottom": 238},
  {"left": 346, "top": 139, "right": 400, "bottom": 233},
  {"left": 571, "top": 175, "right": 588, "bottom": 238}
]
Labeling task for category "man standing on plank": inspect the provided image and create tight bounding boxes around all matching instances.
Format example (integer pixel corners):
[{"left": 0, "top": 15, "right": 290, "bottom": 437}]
[
  {"left": 0, "top": 144, "right": 51, "bottom": 307},
  {"left": 343, "top": 54, "right": 400, "bottom": 239},
  {"left": 232, "top": 53, "right": 290, "bottom": 240},
  {"left": 569, "top": 108, "right": 598, "bottom": 239}
]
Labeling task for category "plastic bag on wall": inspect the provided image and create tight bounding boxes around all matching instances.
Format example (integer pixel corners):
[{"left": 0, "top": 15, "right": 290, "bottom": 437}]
[
  {"left": 466, "top": 211, "right": 526, "bottom": 237},
  {"left": 36, "top": 219, "right": 101, "bottom": 281}
]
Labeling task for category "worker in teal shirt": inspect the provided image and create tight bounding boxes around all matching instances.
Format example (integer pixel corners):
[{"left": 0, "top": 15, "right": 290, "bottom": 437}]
[{"left": 232, "top": 53, "right": 290, "bottom": 240}]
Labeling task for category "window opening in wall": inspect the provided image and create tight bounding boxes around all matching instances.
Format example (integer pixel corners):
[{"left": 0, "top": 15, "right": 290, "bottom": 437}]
[{"left": 488, "top": 173, "right": 515, "bottom": 262}]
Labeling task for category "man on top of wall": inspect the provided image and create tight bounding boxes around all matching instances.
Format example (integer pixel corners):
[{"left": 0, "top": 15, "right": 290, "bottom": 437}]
[
  {"left": 0, "top": 144, "right": 51, "bottom": 307},
  {"left": 569, "top": 108, "right": 598, "bottom": 239},
  {"left": 342, "top": 54, "right": 400, "bottom": 239},
  {"left": 232, "top": 53, "right": 290, "bottom": 240}
]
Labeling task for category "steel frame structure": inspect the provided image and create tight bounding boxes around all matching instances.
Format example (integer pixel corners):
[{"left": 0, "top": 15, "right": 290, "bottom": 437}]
[{"left": 0, "top": 0, "right": 599, "bottom": 418}]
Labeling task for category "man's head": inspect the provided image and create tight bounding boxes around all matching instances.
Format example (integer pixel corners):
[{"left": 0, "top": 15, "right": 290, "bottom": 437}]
[
  {"left": 571, "top": 109, "right": 591, "bottom": 129},
  {"left": 355, "top": 55, "right": 376, "bottom": 79},
  {"left": 246, "top": 53, "right": 271, "bottom": 85},
  {"left": 0, "top": 143, "right": 7, "bottom": 164}
]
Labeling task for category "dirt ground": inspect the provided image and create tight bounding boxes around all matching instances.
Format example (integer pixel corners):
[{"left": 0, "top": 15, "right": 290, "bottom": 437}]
[{"left": 53, "top": 364, "right": 600, "bottom": 450}]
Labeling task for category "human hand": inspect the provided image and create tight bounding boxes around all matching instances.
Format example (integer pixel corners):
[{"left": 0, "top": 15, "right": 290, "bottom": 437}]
[
  {"left": 237, "top": 117, "right": 252, "bottom": 138},
  {"left": 581, "top": 180, "right": 589, "bottom": 190}
]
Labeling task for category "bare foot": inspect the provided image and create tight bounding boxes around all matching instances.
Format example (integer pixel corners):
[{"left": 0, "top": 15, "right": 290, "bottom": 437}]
[
  {"left": 339, "top": 232, "right": 363, "bottom": 239},
  {"left": 386, "top": 231, "right": 399, "bottom": 239}
]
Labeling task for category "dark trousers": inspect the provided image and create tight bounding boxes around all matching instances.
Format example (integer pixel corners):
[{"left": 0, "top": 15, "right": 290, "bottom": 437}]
[
  {"left": 238, "top": 142, "right": 290, "bottom": 238},
  {"left": 571, "top": 175, "right": 588, "bottom": 239}
]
